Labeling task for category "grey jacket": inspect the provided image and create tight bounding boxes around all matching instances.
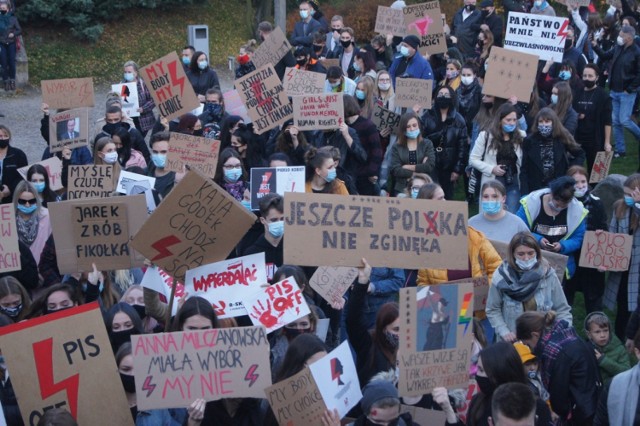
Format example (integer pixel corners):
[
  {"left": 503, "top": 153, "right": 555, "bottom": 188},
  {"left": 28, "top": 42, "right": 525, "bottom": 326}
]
[
  {"left": 486, "top": 260, "right": 573, "bottom": 339},
  {"left": 388, "top": 138, "right": 435, "bottom": 195}
]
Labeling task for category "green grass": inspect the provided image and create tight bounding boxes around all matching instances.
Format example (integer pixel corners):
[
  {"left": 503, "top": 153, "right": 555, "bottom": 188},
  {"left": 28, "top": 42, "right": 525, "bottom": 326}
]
[{"left": 24, "top": 0, "right": 250, "bottom": 84}]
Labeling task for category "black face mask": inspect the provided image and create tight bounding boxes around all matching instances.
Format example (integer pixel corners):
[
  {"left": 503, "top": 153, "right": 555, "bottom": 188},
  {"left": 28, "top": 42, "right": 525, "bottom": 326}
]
[
  {"left": 564, "top": 39, "right": 573, "bottom": 50},
  {"left": 45, "top": 305, "right": 73, "bottom": 315},
  {"left": 483, "top": 102, "right": 494, "bottom": 110},
  {"left": 132, "top": 304, "right": 146, "bottom": 320},
  {"left": 193, "top": 129, "right": 204, "bottom": 137},
  {"left": 110, "top": 329, "right": 137, "bottom": 351},
  {"left": 583, "top": 79, "right": 597, "bottom": 89},
  {"left": 435, "top": 97, "right": 453, "bottom": 110},
  {"left": 313, "top": 45, "right": 324, "bottom": 53},
  {"left": 481, "top": 9, "right": 489, "bottom": 18},
  {"left": 283, "top": 327, "right": 310, "bottom": 341},
  {"left": 120, "top": 373, "right": 136, "bottom": 393},
  {"left": 0, "top": 138, "right": 8, "bottom": 149},
  {"left": 340, "top": 39, "right": 352, "bottom": 48},
  {"left": 0, "top": 10, "right": 7, "bottom": 15},
  {"left": 296, "top": 58, "right": 307, "bottom": 67},
  {"left": 465, "top": 4, "right": 475, "bottom": 12},
  {"left": 476, "top": 375, "right": 496, "bottom": 396}
]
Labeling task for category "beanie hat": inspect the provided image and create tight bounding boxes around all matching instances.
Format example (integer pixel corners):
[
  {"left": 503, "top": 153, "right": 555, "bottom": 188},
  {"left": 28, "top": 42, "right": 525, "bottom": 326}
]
[
  {"left": 480, "top": 0, "right": 494, "bottom": 7},
  {"left": 514, "top": 342, "right": 536, "bottom": 364},
  {"left": 360, "top": 380, "right": 399, "bottom": 414},
  {"left": 402, "top": 35, "right": 420, "bottom": 50}
]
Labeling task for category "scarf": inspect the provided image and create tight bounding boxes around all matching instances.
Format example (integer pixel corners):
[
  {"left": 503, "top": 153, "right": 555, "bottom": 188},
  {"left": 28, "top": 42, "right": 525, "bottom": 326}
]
[
  {"left": 608, "top": 362, "right": 640, "bottom": 426},
  {"left": 494, "top": 262, "right": 546, "bottom": 302},
  {"left": 535, "top": 320, "right": 577, "bottom": 388},
  {"left": 16, "top": 211, "right": 39, "bottom": 246},
  {"left": 223, "top": 181, "right": 245, "bottom": 201}
]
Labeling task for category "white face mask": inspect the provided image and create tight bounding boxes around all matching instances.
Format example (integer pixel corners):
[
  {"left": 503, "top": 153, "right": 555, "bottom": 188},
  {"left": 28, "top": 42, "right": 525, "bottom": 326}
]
[
  {"left": 617, "top": 35, "right": 625, "bottom": 46},
  {"left": 461, "top": 76, "right": 474, "bottom": 86},
  {"left": 574, "top": 187, "right": 587, "bottom": 198},
  {"left": 103, "top": 152, "right": 118, "bottom": 164},
  {"left": 516, "top": 256, "right": 537, "bottom": 271}
]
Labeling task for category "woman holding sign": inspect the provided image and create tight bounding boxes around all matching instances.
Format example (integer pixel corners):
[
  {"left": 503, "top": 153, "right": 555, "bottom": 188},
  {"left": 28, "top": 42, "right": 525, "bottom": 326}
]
[
  {"left": 388, "top": 111, "right": 435, "bottom": 196},
  {"left": 122, "top": 60, "right": 156, "bottom": 137}
]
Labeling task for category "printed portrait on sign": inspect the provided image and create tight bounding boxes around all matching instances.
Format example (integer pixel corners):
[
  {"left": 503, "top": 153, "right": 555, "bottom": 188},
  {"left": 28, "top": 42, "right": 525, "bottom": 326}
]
[{"left": 417, "top": 285, "right": 458, "bottom": 351}]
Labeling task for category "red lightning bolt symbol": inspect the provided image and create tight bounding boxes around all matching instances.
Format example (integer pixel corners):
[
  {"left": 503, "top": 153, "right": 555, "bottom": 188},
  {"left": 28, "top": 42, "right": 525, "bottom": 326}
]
[
  {"left": 286, "top": 68, "right": 295, "bottom": 80},
  {"left": 244, "top": 364, "right": 259, "bottom": 387},
  {"left": 557, "top": 20, "right": 570, "bottom": 43},
  {"left": 142, "top": 376, "right": 156, "bottom": 397},
  {"left": 168, "top": 60, "right": 185, "bottom": 96},
  {"left": 33, "top": 338, "right": 80, "bottom": 419},
  {"left": 150, "top": 235, "right": 181, "bottom": 262}
]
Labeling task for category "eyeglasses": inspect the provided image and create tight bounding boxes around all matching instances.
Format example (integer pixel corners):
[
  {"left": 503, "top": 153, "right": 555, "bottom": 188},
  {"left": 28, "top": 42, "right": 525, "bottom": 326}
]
[
  {"left": 223, "top": 164, "right": 242, "bottom": 170},
  {"left": 17, "top": 198, "right": 35, "bottom": 205}
]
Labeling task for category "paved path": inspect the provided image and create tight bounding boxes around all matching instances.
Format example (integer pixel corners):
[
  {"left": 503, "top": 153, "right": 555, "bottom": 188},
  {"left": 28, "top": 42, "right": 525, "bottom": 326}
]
[{"left": 0, "top": 68, "right": 236, "bottom": 164}]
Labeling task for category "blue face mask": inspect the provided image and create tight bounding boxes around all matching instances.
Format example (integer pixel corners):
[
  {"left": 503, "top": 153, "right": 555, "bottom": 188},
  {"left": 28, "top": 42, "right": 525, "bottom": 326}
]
[
  {"left": 516, "top": 256, "right": 538, "bottom": 271},
  {"left": 17, "top": 204, "right": 37, "bottom": 215},
  {"left": 268, "top": 220, "right": 285, "bottom": 238},
  {"left": 406, "top": 129, "right": 421, "bottom": 139},
  {"left": 182, "top": 56, "right": 191, "bottom": 66},
  {"left": 241, "top": 200, "right": 252, "bottom": 211},
  {"left": 400, "top": 46, "right": 410, "bottom": 57},
  {"left": 355, "top": 89, "right": 366, "bottom": 100},
  {"left": 205, "top": 102, "right": 223, "bottom": 117},
  {"left": 198, "top": 61, "right": 208, "bottom": 70},
  {"left": 502, "top": 123, "right": 516, "bottom": 133},
  {"left": 625, "top": 195, "right": 636, "bottom": 206},
  {"left": 482, "top": 200, "right": 502, "bottom": 215},
  {"left": 299, "top": 9, "right": 309, "bottom": 19},
  {"left": 353, "top": 62, "right": 361, "bottom": 72},
  {"left": 558, "top": 70, "right": 571, "bottom": 81},
  {"left": 123, "top": 72, "right": 135, "bottom": 82},
  {"left": 151, "top": 153, "right": 166, "bottom": 169},
  {"left": 550, "top": 94, "right": 558, "bottom": 104},
  {"left": 224, "top": 168, "right": 242, "bottom": 182},
  {"left": 325, "top": 168, "right": 337, "bottom": 183},
  {"left": 32, "top": 182, "right": 45, "bottom": 193},
  {"left": 411, "top": 188, "right": 419, "bottom": 199}
]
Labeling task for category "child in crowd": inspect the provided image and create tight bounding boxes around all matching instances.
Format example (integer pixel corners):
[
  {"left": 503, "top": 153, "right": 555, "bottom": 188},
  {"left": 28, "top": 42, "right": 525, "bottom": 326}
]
[
  {"left": 514, "top": 341, "right": 550, "bottom": 405},
  {"left": 584, "top": 311, "right": 631, "bottom": 384}
]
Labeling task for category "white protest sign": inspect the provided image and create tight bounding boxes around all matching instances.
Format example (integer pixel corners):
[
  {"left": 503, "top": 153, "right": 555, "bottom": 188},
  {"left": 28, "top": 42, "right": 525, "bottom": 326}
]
[
  {"left": 184, "top": 253, "right": 268, "bottom": 319},
  {"left": 140, "top": 266, "right": 185, "bottom": 315},
  {"left": 116, "top": 170, "right": 156, "bottom": 194},
  {"left": 504, "top": 12, "right": 570, "bottom": 62},
  {"left": 111, "top": 82, "right": 140, "bottom": 118},
  {"left": 309, "top": 341, "right": 362, "bottom": 418},
  {"left": 245, "top": 276, "right": 311, "bottom": 333}
]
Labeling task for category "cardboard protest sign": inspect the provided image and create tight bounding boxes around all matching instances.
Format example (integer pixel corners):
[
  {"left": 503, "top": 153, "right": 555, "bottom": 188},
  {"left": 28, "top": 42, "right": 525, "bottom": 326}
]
[
  {"left": 0, "top": 205, "right": 20, "bottom": 273},
  {"left": 140, "top": 52, "right": 200, "bottom": 121},
  {"left": 222, "top": 89, "right": 252, "bottom": 123},
  {"left": 130, "top": 169, "right": 257, "bottom": 283},
  {"left": 319, "top": 58, "right": 340, "bottom": 69},
  {"left": 403, "top": 1, "right": 447, "bottom": 55},
  {"left": 456, "top": 379, "right": 478, "bottom": 424},
  {"left": 48, "top": 108, "right": 90, "bottom": 153},
  {"left": 490, "top": 239, "right": 568, "bottom": 282},
  {"left": 449, "top": 276, "right": 489, "bottom": 312},
  {"left": 0, "top": 303, "right": 132, "bottom": 426},
  {"left": 284, "top": 193, "right": 469, "bottom": 269},
  {"left": 372, "top": 104, "right": 401, "bottom": 133},
  {"left": 309, "top": 341, "right": 362, "bottom": 418},
  {"left": 556, "top": 0, "right": 591, "bottom": 8},
  {"left": 18, "top": 156, "right": 64, "bottom": 191},
  {"left": 504, "top": 13, "right": 569, "bottom": 62},
  {"left": 49, "top": 195, "right": 147, "bottom": 273},
  {"left": 235, "top": 64, "right": 293, "bottom": 134},
  {"left": 579, "top": 231, "right": 632, "bottom": 271},
  {"left": 166, "top": 132, "right": 220, "bottom": 177},
  {"left": 184, "top": 253, "right": 267, "bottom": 319},
  {"left": 283, "top": 67, "right": 326, "bottom": 97},
  {"left": 245, "top": 276, "right": 311, "bottom": 333},
  {"left": 116, "top": 170, "right": 155, "bottom": 194},
  {"left": 265, "top": 367, "right": 326, "bottom": 426},
  {"left": 131, "top": 326, "right": 271, "bottom": 410},
  {"left": 398, "top": 282, "right": 474, "bottom": 396},
  {"left": 250, "top": 166, "right": 305, "bottom": 210},
  {"left": 140, "top": 266, "right": 184, "bottom": 316},
  {"left": 251, "top": 26, "right": 293, "bottom": 69},
  {"left": 401, "top": 405, "right": 448, "bottom": 426},
  {"left": 482, "top": 47, "right": 538, "bottom": 104},
  {"left": 41, "top": 77, "right": 94, "bottom": 109},
  {"left": 111, "top": 82, "right": 140, "bottom": 118},
  {"left": 66, "top": 165, "right": 115, "bottom": 199},
  {"left": 590, "top": 151, "right": 614, "bottom": 184},
  {"left": 375, "top": 5, "right": 407, "bottom": 37},
  {"left": 395, "top": 78, "right": 433, "bottom": 109},
  {"left": 292, "top": 93, "right": 344, "bottom": 131},
  {"left": 309, "top": 266, "right": 359, "bottom": 306}
]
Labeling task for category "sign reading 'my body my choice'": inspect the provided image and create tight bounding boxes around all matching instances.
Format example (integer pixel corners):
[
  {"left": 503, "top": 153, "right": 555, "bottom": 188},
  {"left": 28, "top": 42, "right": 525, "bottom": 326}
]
[{"left": 284, "top": 193, "right": 468, "bottom": 269}]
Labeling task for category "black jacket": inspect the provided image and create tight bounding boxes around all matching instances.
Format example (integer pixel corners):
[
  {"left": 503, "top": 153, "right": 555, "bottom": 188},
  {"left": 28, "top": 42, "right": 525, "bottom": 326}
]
[
  {"left": 421, "top": 107, "right": 468, "bottom": 175},
  {"left": 594, "top": 42, "right": 640, "bottom": 93},
  {"left": 519, "top": 133, "right": 586, "bottom": 194},
  {"left": 186, "top": 67, "right": 220, "bottom": 96},
  {"left": 313, "top": 127, "right": 367, "bottom": 194},
  {"left": 580, "top": 193, "right": 608, "bottom": 232},
  {"left": 0, "top": 145, "right": 27, "bottom": 204},
  {"left": 456, "top": 79, "right": 483, "bottom": 132},
  {"left": 94, "top": 122, "right": 151, "bottom": 164},
  {"left": 451, "top": 8, "right": 483, "bottom": 57},
  {"left": 327, "top": 45, "right": 357, "bottom": 80}
]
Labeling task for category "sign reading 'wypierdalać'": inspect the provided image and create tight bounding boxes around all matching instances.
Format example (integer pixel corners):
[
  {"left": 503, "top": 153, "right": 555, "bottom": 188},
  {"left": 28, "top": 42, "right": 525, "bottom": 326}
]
[{"left": 284, "top": 193, "right": 468, "bottom": 269}]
